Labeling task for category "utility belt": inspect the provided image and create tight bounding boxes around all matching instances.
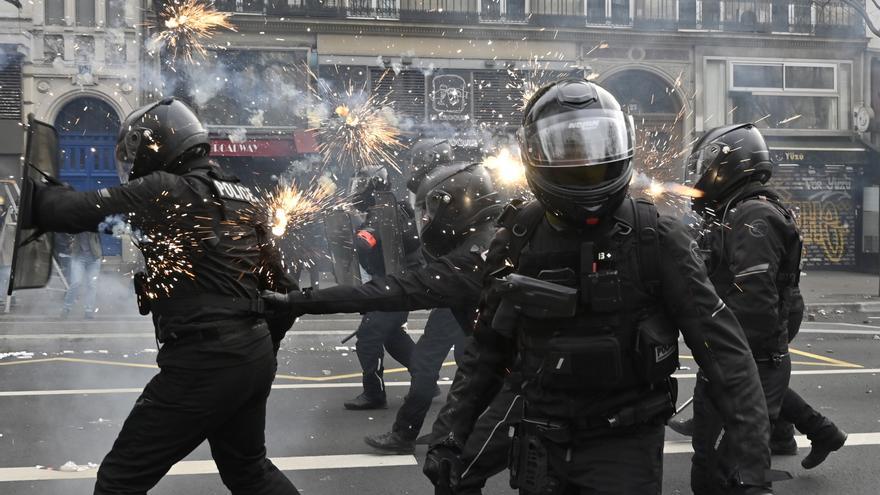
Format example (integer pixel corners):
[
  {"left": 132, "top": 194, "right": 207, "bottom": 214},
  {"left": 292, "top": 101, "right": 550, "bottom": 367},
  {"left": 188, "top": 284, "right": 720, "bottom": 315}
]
[
  {"left": 150, "top": 293, "right": 265, "bottom": 315},
  {"left": 159, "top": 320, "right": 261, "bottom": 344},
  {"left": 147, "top": 292, "right": 265, "bottom": 344},
  {"left": 509, "top": 382, "right": 676, "bottom": 493}
]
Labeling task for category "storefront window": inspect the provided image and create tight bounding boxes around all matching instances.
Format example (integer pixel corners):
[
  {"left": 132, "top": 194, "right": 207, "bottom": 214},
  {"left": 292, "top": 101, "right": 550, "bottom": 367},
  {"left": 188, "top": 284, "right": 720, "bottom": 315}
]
[
  {"left": 728, "top": 61, "right": 843, "bottom": 129},
  {"left": 731, "top": 94, "right": 837, "bottom": 129}
]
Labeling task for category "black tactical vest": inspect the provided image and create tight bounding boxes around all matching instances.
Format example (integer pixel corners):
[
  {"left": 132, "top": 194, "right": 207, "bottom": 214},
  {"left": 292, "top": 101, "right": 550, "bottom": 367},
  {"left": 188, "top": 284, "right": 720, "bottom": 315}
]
[{"left": 495, "top": 198, "right": 678, "bottom": 403}]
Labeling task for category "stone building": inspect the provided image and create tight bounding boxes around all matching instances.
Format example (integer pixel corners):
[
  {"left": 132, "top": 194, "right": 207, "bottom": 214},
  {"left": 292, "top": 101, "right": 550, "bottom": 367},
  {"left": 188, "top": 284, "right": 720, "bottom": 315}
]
[{"left": 153, "top": 0, "right": 870, "bottom": 269}]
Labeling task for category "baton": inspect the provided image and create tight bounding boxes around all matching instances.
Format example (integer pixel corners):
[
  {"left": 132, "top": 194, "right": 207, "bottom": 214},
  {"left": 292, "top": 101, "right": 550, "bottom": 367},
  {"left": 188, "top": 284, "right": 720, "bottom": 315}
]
[
  {"left": 672, "top": 396, "right": 694, "bottom": 417},
  {"left": 341, "top": 330, "right": 358, "bottom": 344}
]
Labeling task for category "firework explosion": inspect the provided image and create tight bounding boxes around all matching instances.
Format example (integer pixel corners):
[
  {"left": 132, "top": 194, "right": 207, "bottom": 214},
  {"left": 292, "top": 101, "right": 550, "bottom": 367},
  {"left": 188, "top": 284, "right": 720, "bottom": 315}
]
[
  {"left": 483, "top": 147, "right": 527, "bottom": 187},
  {"left": 313, "top": 92, "right": 404, "bottom": 172},
  {"left": 152, "top": 0, "right": 236, "bottom": 63},
  {"left": 266, "top": 180, "right": 338, "bottom": 237}
]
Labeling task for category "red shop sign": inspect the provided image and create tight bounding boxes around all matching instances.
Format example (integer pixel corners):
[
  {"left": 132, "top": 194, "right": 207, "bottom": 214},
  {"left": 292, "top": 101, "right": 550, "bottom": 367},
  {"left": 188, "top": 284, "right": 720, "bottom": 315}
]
[{"left": 211, "top": 139, "right": 297, "bottom": 157}]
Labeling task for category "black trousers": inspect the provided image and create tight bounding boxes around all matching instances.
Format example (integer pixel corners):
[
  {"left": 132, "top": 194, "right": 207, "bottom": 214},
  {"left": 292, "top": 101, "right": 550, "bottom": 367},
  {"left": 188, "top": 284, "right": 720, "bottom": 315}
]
[
  {"left": 392, "top": 308, "right": 466, "bottom": 440},
  {"left": 515, "top": 423, "right": 665, "bottom": 495},
  {"left": 456, "top": 383, "right": 523, "bottom": 494},
  {"left": 94, "top": 351, "right": 299, "bottom": 495},
  {"left": 354, "top": 310, "right": 414, "bottom": 399},
  {"left": 691, "top": 356, "right": 790, "bottom": 494},
  {"left": 771, "top": 388, "right": 837, "bottom": 443}
]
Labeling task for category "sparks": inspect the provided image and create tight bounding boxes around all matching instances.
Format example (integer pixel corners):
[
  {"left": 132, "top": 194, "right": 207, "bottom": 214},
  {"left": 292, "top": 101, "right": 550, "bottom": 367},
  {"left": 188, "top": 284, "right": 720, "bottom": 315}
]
[
  {"left": 151, "top": 0, "right": 237, "bottom": 63},
  {"left": 778, "top": 114, "right": 802, "bottom": 126},
  {"left": 313, "top": 83, "right": 404, "bottom": 172},
  {"left": 266, "top": 181, "right": 337, "bottom": 237},
  {"left": 483, "top": 148, "right": 527, "bottom": 187}
]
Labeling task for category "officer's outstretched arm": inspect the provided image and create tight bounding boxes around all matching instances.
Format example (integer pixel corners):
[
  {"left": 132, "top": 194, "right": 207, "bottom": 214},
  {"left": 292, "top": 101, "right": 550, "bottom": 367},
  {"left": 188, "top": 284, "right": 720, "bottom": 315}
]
[
  {"left": 264, "top": 248, "right": 484, "bottom": 316},
  {"left": 719, "top": 202, "right": 787, "bottom": 348},
  {"left": 656, "top": 217, "right": 771, "bottom": 487},
  {"left": 32, "top": 172, "right": 180, "bottom": 233}
]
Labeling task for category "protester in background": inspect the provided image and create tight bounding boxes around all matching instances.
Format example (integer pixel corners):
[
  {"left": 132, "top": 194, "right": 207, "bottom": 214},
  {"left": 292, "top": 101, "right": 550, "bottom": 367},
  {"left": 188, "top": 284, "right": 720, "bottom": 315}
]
[{"left": 62, "top": 231, "right": 103, "bottom": 319}]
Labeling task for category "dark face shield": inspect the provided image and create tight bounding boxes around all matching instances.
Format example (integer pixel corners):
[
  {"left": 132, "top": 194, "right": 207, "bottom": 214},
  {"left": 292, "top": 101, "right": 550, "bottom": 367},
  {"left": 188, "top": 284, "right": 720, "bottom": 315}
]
[
  {"left": 685, "top": 143, "right": 724, "bottom": 187},
  {"left": 521, "top": 109, "right": 634, "bottom": 168}
]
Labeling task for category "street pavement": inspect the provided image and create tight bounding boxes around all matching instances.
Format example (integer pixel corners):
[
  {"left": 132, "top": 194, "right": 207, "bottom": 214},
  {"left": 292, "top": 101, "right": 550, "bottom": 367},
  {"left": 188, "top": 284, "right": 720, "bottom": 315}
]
[{"left": 1, "top": 270, "right": 879, "bottom": 494}]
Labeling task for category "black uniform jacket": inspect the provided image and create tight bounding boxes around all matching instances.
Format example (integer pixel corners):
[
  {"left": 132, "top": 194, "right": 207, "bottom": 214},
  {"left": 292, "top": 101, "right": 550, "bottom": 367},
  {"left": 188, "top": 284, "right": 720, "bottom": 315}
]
[
  {"left": 287, "top": 226, "right": 495, "bottom": 331},
  {"left": 33, "top": 159, "right": 295, "bottom": 368},
  {"left": 433, "top": 211, "right": 772, "bottom": 487},
  {"left": 702, "top": 182, "right": 802, "bottom": 356}
]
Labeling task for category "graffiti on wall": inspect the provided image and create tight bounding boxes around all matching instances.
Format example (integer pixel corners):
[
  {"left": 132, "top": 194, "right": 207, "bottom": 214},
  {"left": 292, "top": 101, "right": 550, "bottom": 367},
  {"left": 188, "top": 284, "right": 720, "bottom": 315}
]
[{"left": 773, "top": 165, "right": 859, "bottom": 269}]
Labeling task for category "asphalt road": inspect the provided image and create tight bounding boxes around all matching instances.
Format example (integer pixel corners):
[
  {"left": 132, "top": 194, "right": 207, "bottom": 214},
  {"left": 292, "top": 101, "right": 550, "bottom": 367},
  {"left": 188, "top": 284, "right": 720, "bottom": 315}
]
[{"left": 0, "top": 312, "right": 878, "bottom": 495}]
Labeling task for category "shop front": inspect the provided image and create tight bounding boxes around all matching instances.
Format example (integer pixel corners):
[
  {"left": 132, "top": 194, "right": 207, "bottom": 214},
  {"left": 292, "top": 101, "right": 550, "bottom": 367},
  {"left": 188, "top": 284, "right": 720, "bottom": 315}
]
[{"left": 767, "top": 138, "right": 869, "bottom": 270}]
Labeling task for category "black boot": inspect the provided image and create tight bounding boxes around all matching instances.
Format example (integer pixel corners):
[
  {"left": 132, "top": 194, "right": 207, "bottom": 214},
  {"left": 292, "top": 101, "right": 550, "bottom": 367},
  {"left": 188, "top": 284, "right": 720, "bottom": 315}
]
[
  {"left": 770, "top": 420, "right": 798, "bottom": 456},
  {"left": 364, "top": 431, "right": 415, "bottom": 454},
  {"left": 802, "top": 426, "right": 847, "bottom": 469},
  {"left": 344, "top": 393, "right": 387, "bottom": 410},
  {"left": 668, "top": 417, "right": 694, "bottom": 437}
]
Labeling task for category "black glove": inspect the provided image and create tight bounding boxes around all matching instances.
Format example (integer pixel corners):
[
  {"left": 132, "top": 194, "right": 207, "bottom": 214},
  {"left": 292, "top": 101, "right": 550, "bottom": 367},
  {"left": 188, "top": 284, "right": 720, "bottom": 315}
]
[
  {"left": 423, "top": 441, "right": 463, "bottom": 490},
  {"left": 261, "top": 290, "right": 305, "bottom": 350}
]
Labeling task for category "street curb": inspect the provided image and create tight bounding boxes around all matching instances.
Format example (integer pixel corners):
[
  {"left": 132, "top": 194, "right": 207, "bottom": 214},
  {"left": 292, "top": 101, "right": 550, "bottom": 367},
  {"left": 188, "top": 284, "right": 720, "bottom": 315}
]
[{"left": 805, "top": 301, "right": 880, "bottom": 313}]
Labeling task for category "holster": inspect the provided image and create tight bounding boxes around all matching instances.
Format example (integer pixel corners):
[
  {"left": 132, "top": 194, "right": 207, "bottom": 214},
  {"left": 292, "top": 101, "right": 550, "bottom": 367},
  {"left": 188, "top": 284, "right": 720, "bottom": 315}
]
[
  {"left": 133, "top": 272, "right": 151, "bottom": 316},
  {"left": 509, "top": 419, "right": 567, "bottom": 495}
]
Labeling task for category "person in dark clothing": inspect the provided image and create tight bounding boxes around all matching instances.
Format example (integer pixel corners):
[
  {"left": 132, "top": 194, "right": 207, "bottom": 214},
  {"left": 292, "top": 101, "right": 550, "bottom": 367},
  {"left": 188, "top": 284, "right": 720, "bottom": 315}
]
[
  {"left": 61, "top": 231, "right": 103, "bottom": 319},
  {"left": 264, "top": 161, "right": 503, "bottom": 454},
  {"left": 27, "top": 98, "right": 300, "bottom": 495},
  {"left": 671, "top": 123, "right": 846, "bottom": 482},
  {"left": 421, "top": 80, "right": 773, "bottom": 495},
  {"left": 343, "top": 165, "right": 421, "bottom": 410}
]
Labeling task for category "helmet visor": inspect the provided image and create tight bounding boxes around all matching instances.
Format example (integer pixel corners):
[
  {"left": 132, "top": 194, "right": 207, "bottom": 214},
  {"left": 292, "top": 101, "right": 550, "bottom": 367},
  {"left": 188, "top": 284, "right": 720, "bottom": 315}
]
[
  {"left": 114, "top": 140, "right": 133, "bottom": 184},
  {"left": 685, "top": 143, "right": 724, "bottom": 186},
  {"left": 522, "top": 109, "right": 634, "bottom": 167},
  {"left": 423, "top": 189, "right": 452, "bottom": 225}
]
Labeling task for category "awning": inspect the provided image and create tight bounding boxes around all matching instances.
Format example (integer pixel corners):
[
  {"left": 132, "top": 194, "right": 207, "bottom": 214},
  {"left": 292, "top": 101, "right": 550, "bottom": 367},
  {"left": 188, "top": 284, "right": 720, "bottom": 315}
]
[
  {"left": 765, "top": 136, "right": 869, "bottom": 167},
  {"left": 211, "top": 139, "right": 296, "bottom": 158},
  {"left": 293, "top": 130, "right": 318, "bottom": 155}
]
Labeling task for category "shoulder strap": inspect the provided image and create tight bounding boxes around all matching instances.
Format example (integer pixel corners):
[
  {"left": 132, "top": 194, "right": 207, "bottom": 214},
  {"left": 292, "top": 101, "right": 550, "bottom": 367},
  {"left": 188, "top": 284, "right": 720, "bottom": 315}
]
[
  {"left": 495, "top": 199, "right": 545, "bottom": 268},
  {"left": 630, "top": 197, "right": 661, "bottom": 296}
]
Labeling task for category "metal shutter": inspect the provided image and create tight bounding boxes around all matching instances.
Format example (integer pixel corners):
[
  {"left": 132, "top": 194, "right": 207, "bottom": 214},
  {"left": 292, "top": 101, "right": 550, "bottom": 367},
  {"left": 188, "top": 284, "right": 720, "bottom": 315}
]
[
  {"left": 0, "top": 53, "right": 23, "bottom": 120},
  {"left": 370, "top": 68, "right": 425, "bottom": 121},
  {"left": 473, "top": 69, "right": 521, "bottom": 127}
]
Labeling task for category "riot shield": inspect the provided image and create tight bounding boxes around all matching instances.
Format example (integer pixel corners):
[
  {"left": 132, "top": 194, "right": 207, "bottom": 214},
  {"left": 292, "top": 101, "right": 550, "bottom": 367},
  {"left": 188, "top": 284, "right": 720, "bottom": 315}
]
[
  {"left": 323, "top": 208, "right": 362, "bottom": 286},
  {"left": 370, "top": 191, "right": 405, "bottom": 277},
  {"left": 6, "top": 115, "right": 61, "bottom": 295}
]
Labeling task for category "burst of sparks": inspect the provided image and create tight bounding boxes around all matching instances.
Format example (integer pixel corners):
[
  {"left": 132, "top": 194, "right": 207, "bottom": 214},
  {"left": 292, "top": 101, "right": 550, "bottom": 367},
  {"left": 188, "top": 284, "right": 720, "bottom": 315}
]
[
  {"left": 631, "top": 172, "right": 704, "bottom": 200},
  {"left": 483, "top": 148, "right": 527, "bottom": 186},
  {"left": 778, "top": 114, "right": 802, "bottom": 126},
  {"left": 266, "top": 181, "right": 337, "bottom": 237},
  {"left": 312, "top": 84, "right": 404, "bottom": 172},
  {"left": 152, "top": 0, "right": 237, "bottom": 63}
]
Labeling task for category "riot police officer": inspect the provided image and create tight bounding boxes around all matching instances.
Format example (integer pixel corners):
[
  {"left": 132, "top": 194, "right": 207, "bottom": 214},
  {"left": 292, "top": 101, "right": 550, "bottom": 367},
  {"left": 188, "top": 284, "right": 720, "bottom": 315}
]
[
  {"left": 264, "top": 161, "right": 502, "bottom": 454},
  {"left": 684, "top": 123, "right": 846, "bottom": 490},
  {"left": 28, "top": 98, "right": 300, "bottom": 495},
  {"left": 406, "top": 137, "right": 454, "bottom": 195},
  {"left": 343, "top": 165, "right": 422, "bottom": 410},
  {"left": 422, "top": 80, "right": 773, "bottom": 494}
]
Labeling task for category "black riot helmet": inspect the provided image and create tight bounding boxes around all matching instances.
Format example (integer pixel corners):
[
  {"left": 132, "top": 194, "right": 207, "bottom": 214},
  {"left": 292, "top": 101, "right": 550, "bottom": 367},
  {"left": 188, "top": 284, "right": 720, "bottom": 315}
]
[
  {"left": 415, "top": 163, "right": 501, "bottom": 258},
  {"left": 407, "top": 138, "right": 454, "bottom": 193},
  {"left": 688, "top": 123, "right": 772, "bottom": 216},
  {"left": 518, "top": 79, "right": 635, "bottom": 226},
  {"left": 349, "top": 166, "right": 390, "bottom": 212},
  {"left": 115, "top": 97, "right": 210, "bottom": 182}
]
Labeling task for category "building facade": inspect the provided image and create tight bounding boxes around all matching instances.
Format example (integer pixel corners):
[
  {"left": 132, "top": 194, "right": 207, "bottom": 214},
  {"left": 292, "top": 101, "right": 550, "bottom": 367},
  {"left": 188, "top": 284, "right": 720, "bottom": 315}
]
[
  {"left": 153, "top": 0, "right": 870, "bottom": 269},
  {"left": 1, "top": 0, "right": 143, "bottom": 260}
]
